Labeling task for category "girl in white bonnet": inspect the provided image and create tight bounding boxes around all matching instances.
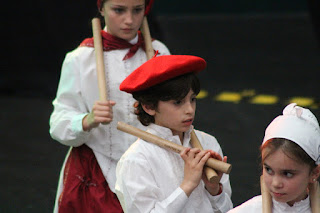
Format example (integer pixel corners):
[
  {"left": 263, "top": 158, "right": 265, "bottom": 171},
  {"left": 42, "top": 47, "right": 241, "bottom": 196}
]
[{"left": 229, "top": 103, "right": 320, "bottom": 213}]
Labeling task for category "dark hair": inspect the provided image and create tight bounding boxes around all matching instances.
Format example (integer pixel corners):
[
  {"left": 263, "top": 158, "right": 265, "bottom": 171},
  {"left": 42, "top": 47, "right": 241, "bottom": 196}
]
[
  {"left": 132, "top": 73, "right": 200, "bottom": 126},
  {"left": 260, "top": 138, "right": 317, "bottom": 173}
]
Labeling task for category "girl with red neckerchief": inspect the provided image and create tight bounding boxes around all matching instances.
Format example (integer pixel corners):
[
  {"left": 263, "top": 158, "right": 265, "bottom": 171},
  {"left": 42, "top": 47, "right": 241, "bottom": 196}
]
[{"left": 49, "top": 0, "right": 170, "bottom": 212}]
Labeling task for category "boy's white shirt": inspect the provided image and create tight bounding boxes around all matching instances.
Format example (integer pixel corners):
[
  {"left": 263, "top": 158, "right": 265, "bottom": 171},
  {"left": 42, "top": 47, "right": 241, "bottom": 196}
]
[
  {"left": 227, "top": 195, "right": 311, "bottom": 213},
  {"left": 115, "top": 123, "right": 233, "bottom": 213}
]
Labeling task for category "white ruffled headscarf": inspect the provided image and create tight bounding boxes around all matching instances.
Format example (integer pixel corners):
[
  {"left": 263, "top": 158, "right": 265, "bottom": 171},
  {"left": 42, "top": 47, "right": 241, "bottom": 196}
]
[{"left": 263, "top": 103, "right": 320, "bottom": 165}]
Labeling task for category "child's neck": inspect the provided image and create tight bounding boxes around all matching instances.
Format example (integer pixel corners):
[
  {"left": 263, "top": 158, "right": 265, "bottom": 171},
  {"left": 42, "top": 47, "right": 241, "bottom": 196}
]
[{"left": 179, "top": 133, "right": 184, "bottom": 145}]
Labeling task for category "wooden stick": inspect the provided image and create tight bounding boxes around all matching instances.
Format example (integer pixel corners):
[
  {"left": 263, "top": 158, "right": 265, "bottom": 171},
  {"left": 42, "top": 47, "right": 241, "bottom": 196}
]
[
  {"left": 190, "top": 130, "right": 219, "bottom": 183},
  {"left": 117, "top": 121, "right": 232, "bottom": 174},
  {"left": 140, "top": 17, "right": 154, "bottom": 60},
  {"left": 92, "top": 18, "right": 107, "bottom": 101},
  {"left": 309, "top": 181, "right": 320, "bottom": 213},
  {"left": 260, "top": 175, "right": 272, "bottom": 213}
]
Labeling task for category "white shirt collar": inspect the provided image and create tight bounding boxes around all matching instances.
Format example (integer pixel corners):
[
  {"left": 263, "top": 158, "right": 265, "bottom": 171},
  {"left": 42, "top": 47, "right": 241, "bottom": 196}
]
[
  {"left": 147, "top": 123, "right": 194, "bottom": 147},
  {"left": 128, "top": 34, "right": 138, "bottom": 45}
]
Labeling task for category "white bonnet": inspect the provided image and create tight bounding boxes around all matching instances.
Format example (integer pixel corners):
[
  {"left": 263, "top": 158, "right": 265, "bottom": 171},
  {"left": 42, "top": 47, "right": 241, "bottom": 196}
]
[{"left": 263, "top": 103, "right": 320, "bottom": 165}]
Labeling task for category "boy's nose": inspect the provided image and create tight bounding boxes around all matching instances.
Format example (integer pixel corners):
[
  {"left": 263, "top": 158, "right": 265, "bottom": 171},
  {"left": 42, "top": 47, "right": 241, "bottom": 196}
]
[{"left": 185, "top": 102, "right": 194, "bottom": 114}]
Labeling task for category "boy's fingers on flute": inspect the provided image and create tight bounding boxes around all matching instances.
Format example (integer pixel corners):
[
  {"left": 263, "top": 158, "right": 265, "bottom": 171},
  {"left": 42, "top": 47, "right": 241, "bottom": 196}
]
[
  {"left": 195, "top": 150, "right": 211, "bottom": 165},
  {"left": 204, "top": 151, "right": 228, "bottom": 183},
  {"left": 180, "top": 147, "right": 191, "bottom": 157},
  {"left": 209, "top": 152, "right": 226, "bottom": 174},
  {"left": 200, "top": 152, "right": 212, "bottom": 167},
  {"left": 181, "top": 149, "right": 211, "bottom": 172},
  {"left": 188, "top": 148, "right": 202, "bottom": 157},
  {"left": 223, "top": 156, "right": 227, "bottom": 163},
  {"left": 206, "top": 150, "right": 225, "bottom": 162},
  {"left": 181, "top": 148, "right": 202, "bottom": 161}
]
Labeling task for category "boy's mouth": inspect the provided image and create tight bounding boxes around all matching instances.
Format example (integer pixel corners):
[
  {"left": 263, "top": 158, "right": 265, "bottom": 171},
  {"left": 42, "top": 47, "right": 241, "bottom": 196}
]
[{"left": 182, "top": 118, "right": 193, "bottom": 125}]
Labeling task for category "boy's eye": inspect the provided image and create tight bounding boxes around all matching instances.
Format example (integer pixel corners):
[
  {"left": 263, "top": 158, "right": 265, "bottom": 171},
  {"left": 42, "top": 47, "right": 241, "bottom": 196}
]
[
  {"left": 283, "top": 171, "right": 293, "bottom": 178},
  {"left": 174, "top": 100, "right": 182, "bottom": 105},
  {"left": 191, "top": 97, "right": 197, "bottom": 102}
]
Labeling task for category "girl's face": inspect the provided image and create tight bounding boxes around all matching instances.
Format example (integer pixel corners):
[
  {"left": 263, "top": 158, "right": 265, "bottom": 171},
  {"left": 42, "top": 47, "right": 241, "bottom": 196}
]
[
  {"left": 262, "top": 149, "right": 316, "bottom": 206},
  {"left": 100, "top": 0, "right": 145, "bottom": 41},
  {"left": 144, "top": 89, "right": 197, "bottom": 142}
]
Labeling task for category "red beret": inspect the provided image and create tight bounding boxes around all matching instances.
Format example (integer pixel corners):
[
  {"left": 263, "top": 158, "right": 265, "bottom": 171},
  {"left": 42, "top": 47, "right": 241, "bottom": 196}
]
[{"left": 120, "top": 55, "right": 206, "bottom": 93}]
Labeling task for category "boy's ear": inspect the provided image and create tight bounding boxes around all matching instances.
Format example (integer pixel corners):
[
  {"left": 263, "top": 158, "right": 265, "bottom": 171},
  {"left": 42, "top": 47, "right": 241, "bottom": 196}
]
[{"left": 141, "top": 104, "right": 156, "bottom": 116}]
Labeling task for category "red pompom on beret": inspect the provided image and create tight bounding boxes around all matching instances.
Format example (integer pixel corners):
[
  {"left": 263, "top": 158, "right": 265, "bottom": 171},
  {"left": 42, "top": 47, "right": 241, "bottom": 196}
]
[{"left": 120, "top": 55, "right": 206, "bottom": 93}]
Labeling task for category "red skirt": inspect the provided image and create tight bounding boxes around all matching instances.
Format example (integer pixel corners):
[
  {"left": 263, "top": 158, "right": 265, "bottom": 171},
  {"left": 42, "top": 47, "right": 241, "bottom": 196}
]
[{"left": 58, "top": 144, "right": 123, "bottom": 213}]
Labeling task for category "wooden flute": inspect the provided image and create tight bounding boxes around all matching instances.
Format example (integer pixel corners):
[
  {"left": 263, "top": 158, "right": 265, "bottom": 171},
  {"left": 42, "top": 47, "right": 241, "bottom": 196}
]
[
  {"left": 117, "top": 121, "right": 232, "bottom": 174},
  {"left": 190, "top": 130, "right": 220, "bottom": 183}
]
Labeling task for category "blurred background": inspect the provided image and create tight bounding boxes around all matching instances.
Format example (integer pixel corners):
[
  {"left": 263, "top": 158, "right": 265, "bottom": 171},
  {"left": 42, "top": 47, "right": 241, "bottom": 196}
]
[{"left": 2, "top": 0, "right": 319, "bottom": 212}]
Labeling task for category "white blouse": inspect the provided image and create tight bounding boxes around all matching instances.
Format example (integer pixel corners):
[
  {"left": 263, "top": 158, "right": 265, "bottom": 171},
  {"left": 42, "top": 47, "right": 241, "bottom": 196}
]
[
  {"left": 115, "top": 124, "right": 233, "bottom": 213},
  {"left": 228, "top": 195, "right": 311, "bottom": 213},
  {"left": 49, "top": 33, "right": 170, "bottom": 194}
]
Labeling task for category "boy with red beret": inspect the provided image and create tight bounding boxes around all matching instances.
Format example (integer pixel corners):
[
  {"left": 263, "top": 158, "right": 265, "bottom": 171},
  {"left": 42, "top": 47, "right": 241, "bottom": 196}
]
[{"left": 115, "top": 55, "right": 233, "bottom": 212}]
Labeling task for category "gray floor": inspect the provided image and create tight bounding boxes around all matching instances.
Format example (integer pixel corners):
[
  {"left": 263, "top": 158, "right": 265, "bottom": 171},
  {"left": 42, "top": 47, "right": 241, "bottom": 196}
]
[{"left": 2, "top": 13, "right": 320, "bottom": 212}]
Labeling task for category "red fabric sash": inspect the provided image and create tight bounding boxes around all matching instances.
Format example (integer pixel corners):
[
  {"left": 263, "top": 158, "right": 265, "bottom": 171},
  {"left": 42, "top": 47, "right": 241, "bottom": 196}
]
[
  {"left": 80, "top": 31, "right": 149, "bottom": 60},
  {"left": 58, "top": 145, "right": 123, "bottom": 213}
]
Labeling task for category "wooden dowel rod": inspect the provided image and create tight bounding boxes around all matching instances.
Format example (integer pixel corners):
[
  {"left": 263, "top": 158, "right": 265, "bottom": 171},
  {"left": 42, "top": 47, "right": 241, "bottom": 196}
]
[
  {"left": 190, "top": 130, "right": 219, "bottom": 183},
  {"left": 140, "top": 17, "right": 154, "bottom": 60},
  {"left": 117, "top": 121, "right": 232, "bottom": 174},
  {"left": 309, "top": 181, "right": 320, "bottom": 213},
  {"left": 92, "top": 18, "right": 107, "bottom": 101},
  {"left": 260, "top": 175, "right": 272, "bottom": 213}
]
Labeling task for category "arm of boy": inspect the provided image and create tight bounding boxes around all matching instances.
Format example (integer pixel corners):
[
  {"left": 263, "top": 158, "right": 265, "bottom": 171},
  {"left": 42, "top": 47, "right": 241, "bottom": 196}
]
[
  {"left": 180, "top": 148, "right": 212, "bottom": 197},
  {"left": 82, "top": 100, "right": 116, "bottom": 131}
]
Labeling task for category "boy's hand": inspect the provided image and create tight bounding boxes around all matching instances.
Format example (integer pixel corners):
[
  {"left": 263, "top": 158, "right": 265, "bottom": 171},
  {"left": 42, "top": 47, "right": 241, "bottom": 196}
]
[
  {"left": 82, "top": 100, "right": 116, "bottom": 131},
  {"left": 180, "top": 148, "right": 211, "bottom": 197},
  {"left": 202, "top": 151, "right": 227, "bottom": 196}
]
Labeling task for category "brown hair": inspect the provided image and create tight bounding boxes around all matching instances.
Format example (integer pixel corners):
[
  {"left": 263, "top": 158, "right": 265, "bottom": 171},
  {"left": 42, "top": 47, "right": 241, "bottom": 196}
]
[
  {"left": 260, "top": 138, "right": 317, "bottom": 173},
  {"left": 132, "top": 73, "right": 200, "bottom": 126}
]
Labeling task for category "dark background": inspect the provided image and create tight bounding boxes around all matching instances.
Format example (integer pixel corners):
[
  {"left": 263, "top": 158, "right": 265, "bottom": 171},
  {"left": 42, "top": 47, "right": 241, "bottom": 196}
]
[{"left": 2, "top": 0, "right": 320, "bottom": 212}]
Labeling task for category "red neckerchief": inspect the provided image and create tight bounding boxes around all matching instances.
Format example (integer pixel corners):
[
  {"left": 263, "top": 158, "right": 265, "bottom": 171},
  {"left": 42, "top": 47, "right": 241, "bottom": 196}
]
[{"left": 80, "top": 30, "right": 149, "bottom": 60}]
